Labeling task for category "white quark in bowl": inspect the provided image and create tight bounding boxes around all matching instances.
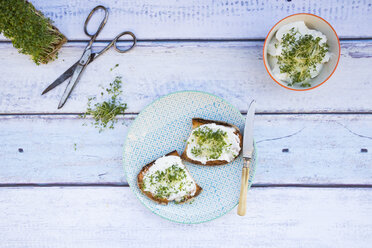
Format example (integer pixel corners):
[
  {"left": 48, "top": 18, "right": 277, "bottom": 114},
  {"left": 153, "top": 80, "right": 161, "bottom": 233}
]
[
  {"left": 263, "top": 14, "right": 340, "bottom": 91},
  {"left": 267, "top": 21, "right": 331, "bottom": 88}
]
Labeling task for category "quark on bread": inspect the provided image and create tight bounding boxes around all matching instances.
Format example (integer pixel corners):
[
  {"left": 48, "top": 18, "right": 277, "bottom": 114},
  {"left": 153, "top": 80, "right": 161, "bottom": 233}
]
[
  {"left": 137, "top": 150, "right": 202, "bottom": 205},
  {"left": 181, "top": 118, "right": 243, "bottom": 166}
]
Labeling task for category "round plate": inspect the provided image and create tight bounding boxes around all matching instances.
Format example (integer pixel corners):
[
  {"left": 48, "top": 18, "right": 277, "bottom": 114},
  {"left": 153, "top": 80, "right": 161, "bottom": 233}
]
[{"left": 123, "top": 91, "right": 257, "bottom": 224}]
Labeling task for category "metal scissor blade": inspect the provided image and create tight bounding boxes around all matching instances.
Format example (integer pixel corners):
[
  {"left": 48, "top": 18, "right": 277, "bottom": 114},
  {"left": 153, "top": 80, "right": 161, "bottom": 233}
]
[
  {"left": 58, "top": 50, "right": 92, "bottom": 109},
  {"left": 42, "top": 53, "right": 97, "bottom": 96},
  {"left": 41, "top": 62, "right": 79, "bottom": 95},
  {"left": 57, "top": 63, "right": 85, "bottom": 109}
]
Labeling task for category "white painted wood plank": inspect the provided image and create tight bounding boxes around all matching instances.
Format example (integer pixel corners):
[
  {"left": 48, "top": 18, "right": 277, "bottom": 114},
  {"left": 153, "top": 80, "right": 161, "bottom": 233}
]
[
  {"left": 0, "top": 41, "right": 371, "bottom": 114},
  {"left": 0, "top": 187, "right": 371, "bottom": 247},
  {"left": 1, "top": 114, "right": 371, "bottom": 185},
  {"left": 1, "top": 0, "right": 371, "bottom": 40}
]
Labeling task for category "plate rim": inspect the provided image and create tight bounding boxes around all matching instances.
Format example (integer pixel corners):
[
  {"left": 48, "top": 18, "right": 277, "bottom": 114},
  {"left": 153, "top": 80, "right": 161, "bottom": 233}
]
[{"left": 122, "top": 90, "right": 257, "bottom": 224}]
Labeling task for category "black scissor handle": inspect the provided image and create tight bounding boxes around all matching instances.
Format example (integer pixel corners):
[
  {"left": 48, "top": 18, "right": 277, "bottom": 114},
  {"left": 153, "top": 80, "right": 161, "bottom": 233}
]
[
  {"left": 84, "top": 5, "right": 108, "bottom": 38},
  {"left": 112, "top": 31, "right": 137, "bottom": 53}
]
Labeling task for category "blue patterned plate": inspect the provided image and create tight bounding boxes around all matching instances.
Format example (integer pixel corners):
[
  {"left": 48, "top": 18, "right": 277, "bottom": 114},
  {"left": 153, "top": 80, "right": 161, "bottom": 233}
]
[{"left": 123, "top": 91, "right": 257, "bottom": 224}]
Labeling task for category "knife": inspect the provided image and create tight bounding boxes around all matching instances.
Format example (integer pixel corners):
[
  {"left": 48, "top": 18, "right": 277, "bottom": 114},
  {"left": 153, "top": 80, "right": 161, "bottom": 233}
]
[{"left": 237, "top": 100, "right": 256, "bottom": 216}]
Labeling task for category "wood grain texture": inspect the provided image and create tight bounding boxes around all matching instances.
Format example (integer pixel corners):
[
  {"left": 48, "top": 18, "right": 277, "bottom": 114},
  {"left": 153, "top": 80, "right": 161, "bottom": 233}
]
[
  {"left": 0, "top": 41, "right": 371, "bottom": 114},
  {"left": 1, "top": 114, "right": 371, "bottom": 185},
  {"left": 1, "top": 1, "right": 371, "bottom": 245},
  {"left": 1, "top": 0, "right": 371, "bottom": 40},
  {"left": 1, "top": 187, "right": 372, "bottom": 248}
]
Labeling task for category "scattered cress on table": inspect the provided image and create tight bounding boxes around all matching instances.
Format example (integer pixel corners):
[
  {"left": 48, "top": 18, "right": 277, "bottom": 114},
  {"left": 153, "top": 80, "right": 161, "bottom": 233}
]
[{"left": 80, "top": 74, "right": 128, "bottom": 132}]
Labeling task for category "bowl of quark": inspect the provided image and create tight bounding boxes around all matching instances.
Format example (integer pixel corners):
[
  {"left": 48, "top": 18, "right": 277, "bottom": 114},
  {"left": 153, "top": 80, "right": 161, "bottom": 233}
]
[{"left": 263, "top": 13, "right": 341, "bottom": 91}]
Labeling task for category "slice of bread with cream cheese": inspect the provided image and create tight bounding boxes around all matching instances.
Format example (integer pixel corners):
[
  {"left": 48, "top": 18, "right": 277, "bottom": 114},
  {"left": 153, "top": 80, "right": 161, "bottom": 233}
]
[
  {"left": 181, "top": 118, "right": 242, "bottom": 166},
  {"left": 137, "top": 150, "right": 202, "bottom": 205}
]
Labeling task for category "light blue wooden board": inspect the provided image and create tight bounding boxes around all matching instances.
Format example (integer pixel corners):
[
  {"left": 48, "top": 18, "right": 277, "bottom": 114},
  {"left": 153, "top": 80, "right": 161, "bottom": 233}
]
[
  {"left": 0, "top": 114, "right": 371, "bottom": 184},
  {"left": 0, "top": 0, "right": 371, "bottom": 245},
  {"left": 0, "top": 187, "right": 371, "bottom": 247},
  {"left": 1, "top": 0, "right": 371, "bottom": 40},
  {"left": 0, "top": 41, "right": 371, "bottom": 113}
]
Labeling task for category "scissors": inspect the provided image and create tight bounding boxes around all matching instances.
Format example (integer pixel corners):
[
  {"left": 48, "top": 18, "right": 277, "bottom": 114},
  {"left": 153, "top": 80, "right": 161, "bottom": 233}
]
[{"left": 42, "top": 5, "right": 136, "bottom": 109}]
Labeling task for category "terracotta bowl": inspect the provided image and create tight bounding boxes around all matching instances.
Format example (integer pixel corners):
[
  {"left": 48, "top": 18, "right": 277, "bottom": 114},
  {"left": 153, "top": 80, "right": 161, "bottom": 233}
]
[{"left": 263, "top": 13, "right": 341, "bottom": 91}]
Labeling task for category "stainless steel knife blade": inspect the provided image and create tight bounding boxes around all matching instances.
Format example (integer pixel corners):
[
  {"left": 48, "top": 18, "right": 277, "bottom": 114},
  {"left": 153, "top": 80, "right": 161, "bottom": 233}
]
[{"left": 242, "top": 100, "right": 256, "bottom": 159}]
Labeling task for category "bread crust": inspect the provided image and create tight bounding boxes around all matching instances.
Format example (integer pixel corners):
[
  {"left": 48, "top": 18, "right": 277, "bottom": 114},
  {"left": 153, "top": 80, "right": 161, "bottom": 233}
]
[
  {"left": 181, "top": 118, "right": 243, "bottom": 166},
  {"left": 137, "top": 150, "right": 202, "bottom": 205}
]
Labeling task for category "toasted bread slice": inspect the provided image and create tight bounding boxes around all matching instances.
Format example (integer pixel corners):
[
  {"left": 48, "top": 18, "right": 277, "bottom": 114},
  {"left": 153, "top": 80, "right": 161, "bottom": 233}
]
[
  {"left": 181, "top": 118, "right": 243, "bottom": 166},
  {"left": 137, "top": 150, "right": 202, "bottom": 205}
]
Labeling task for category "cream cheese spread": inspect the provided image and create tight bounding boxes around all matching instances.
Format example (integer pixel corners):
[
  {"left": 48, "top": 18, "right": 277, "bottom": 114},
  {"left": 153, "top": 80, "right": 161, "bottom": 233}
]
[
  {"left": 186, "top": 123, "right": 241, "bottom": 164},
  {"left": 268, "top": 21, "right": 330, "bottom": 87},
  {"left": 142, "top": 155, "right": 196, "bottom": 202}
]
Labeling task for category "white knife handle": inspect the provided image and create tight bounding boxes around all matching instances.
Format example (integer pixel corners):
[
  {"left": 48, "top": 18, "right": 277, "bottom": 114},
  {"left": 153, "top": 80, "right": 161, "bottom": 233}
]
[{"left": 237, "top": 159, "right": 250, "bottom": 216}]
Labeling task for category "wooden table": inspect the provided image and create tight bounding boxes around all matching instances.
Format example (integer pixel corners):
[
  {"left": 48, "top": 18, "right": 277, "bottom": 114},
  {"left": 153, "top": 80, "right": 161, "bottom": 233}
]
[{"left": 1, "top": 1, "right": 372, "bottom": 247}]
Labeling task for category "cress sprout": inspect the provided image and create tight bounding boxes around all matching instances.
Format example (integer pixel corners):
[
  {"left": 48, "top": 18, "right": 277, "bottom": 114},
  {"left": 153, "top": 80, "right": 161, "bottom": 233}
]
[
  {"left": 0, "top": 0, "right": 66, "bottom": 64},
  {"left": 273, "top": 27, "right": 329, "bottom": 87},
  {"left": 80, "top": 76, "right": 128, "bottom": 132}
]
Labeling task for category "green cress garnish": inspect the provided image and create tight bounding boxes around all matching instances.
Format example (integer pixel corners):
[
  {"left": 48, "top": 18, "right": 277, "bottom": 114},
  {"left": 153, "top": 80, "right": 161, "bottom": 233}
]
[
  {"left": 190, "top": 126, "right": 230, "bottom": 160},
  {"left": 80, "top": 76, "right": 127, "bottom": 132},
  {"left": 143, "top": 164, "right": 190, "bottom": 200},
  {"left": 276, "top": 27, "right": 329, "bottom": 87}
]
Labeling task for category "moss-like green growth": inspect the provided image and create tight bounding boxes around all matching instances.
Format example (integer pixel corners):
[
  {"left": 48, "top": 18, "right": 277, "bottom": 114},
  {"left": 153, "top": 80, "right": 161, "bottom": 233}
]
[
  {"left": 143, "top": 164, "right": 189, "bottom": 200},
  {"left": 80, "top": 76, "right": 128, "bottom": 132},
  {"left": 276, "top": 27, "right": 329, "bottom": 87},
  {"left": 191, "top": 126, "right": 229, "bottom": 160},
  {"left": 0, "top": 0, "right": 66, "bottom": 64}
]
